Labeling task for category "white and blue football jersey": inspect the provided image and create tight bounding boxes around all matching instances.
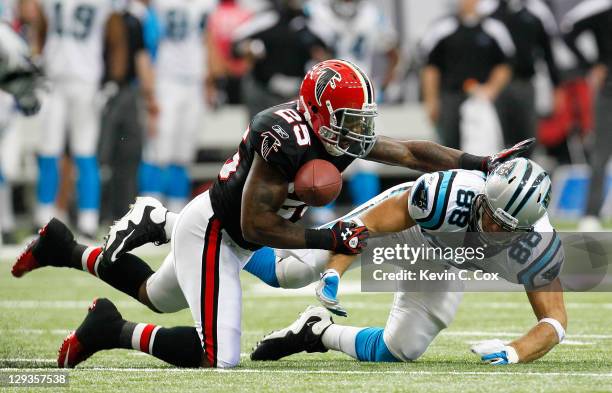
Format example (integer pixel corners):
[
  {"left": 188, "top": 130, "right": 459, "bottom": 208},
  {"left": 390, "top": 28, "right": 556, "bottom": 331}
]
[
  {"left": 153, "top": 0, "right": 215, "bottom": 81},
  {"left": 41, "top": 0, "right": 114, "bottom": 83},
  {"left": 307, "top": 0, "right": 397, "bottom": 76},
  {"left": 406, "top": 170, "right": 564, "bottom": 288}
]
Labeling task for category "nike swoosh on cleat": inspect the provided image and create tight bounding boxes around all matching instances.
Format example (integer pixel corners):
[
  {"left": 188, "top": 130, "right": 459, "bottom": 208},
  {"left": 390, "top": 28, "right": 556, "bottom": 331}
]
[{"left": 111, "top": 229, "right": 135, "bottom": 262}]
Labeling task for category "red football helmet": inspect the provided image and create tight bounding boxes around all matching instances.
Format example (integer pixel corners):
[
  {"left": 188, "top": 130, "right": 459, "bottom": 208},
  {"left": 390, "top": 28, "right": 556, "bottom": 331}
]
[{"left": 297, "top": 59, "right": 378, "bottom": 158}]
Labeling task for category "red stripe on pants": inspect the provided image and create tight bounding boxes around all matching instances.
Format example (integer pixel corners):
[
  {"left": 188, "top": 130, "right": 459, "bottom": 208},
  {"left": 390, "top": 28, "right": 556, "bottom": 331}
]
[
  {"left": 139, "top": 324, "right": 156, "bottom": 353},
  {"left": 202, "top": 218, "right": 221, "bottom": 367}
]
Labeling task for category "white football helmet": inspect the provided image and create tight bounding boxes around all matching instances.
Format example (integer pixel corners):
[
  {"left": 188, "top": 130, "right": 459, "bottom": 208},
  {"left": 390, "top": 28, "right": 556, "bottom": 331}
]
[{"left": 472, "top": 158, "right": 552, "bottom": 233}]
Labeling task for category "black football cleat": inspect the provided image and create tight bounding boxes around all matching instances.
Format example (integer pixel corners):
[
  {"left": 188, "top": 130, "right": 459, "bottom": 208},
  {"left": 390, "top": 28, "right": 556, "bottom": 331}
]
[
  {"left": 102, "top": 197, "right": 168, "bottom": 266},
  {"left": 251, "top": 306, "right": 333, "bottom": 361},
  {"left": 57, "top": 298, "right": 124, "bottom": 368},
  {"left": 12, "top": 218, "right": 77, "bottom": 278}
]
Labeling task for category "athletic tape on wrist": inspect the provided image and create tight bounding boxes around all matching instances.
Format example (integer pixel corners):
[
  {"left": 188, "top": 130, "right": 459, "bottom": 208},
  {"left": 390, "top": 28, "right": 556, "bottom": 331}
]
[
  {"left": 505, "top": 345, "right": 519, "bottom": 364},
  {"left": 539, "top": 318, "right": 566, "bottom": 343}
]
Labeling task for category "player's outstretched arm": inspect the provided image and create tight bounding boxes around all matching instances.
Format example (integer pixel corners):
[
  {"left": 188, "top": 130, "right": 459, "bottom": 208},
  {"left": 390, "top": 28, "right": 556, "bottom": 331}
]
[
  {"left": 471, "top": 278, "right": 567, "bottom": 364},
  {"left": 316, "top": 189, "right": 417, "bottom": 316},
  {"left": 241, "top": 155, "right": 368, "bottom": 254},
  {"left": 366, "top": 136, "right": 535, "bottom": 173},
  {"left": 514, "top": 279, "right": 567, "bottom": 362}
]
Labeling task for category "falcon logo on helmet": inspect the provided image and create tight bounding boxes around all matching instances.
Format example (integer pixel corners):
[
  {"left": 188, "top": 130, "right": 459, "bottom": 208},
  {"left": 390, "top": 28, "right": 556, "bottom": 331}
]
[
  {"left": 298, "top": 59, "right": 378, "bottom": 158},
  {"left": 314, "top": 67, "right": 342, "bottom": 106}
]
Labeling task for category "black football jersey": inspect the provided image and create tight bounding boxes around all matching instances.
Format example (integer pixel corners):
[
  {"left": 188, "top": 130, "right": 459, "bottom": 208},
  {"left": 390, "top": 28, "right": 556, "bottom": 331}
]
[{"left": 209, "top": 101, "right": 356, "bottom": 250}]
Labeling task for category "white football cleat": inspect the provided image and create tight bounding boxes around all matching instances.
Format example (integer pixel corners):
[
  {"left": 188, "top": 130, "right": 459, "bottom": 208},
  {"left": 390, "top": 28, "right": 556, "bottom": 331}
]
[
  {"left": 578, "top": 216, "right": 603, "bottom": 232},
  {"left": 250, "top": 306, "right": 333, "bottom": 361},
  {"left": 102, "top": 197, "right": 169, "bottom": 265}
]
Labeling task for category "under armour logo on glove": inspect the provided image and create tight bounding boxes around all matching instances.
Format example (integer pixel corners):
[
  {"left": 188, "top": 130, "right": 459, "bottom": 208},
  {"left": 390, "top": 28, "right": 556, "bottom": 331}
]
[{"left": 329, "top": 221, "right": 369, "bottom": 255}]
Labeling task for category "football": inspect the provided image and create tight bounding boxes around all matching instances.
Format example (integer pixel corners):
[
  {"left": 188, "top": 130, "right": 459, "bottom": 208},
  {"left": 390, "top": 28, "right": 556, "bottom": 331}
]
[{"left": 294, "top": 159, "right": 343, "bottom": 207}]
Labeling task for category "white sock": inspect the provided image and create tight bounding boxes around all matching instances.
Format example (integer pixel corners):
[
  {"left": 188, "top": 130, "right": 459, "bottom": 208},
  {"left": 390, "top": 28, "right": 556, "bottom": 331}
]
[
  {"left": 35, "top": 203, "right": 56, "bottom": 227},
  {"left": 321, "top": 324, "right": 363, "bottom": 359},
  {"left": 78, "top": 210, "right": 99, "bottom": 235},
  {"left": 165, "top": 211, "right": 178, "bottom": 240}
]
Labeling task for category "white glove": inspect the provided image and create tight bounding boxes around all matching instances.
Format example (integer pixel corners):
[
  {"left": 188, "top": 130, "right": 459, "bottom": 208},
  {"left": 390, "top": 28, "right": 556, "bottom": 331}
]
[
  {"left": 315, "top": 269, "right": 347, "bottom": 317},
  {"left": 471, "top": 339, "right": 519, "bottom": 365}
]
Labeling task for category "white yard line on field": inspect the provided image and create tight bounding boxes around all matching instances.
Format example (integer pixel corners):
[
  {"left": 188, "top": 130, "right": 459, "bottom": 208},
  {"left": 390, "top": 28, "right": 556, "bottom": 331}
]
[
  {"left": 1, "top": 328, "right": 610, "bottom": 340},
  {"left": 440, "top": 331, "right": 612, "bottom": 339},
  {"left": 1, "top": 359, "right": 56, "bottom": 363},
  {"left": 2, "top": 299, "right": 611, "bottom": 310},
  {"left": 0, "top": 367, "right": 611, "bottom": 378}
]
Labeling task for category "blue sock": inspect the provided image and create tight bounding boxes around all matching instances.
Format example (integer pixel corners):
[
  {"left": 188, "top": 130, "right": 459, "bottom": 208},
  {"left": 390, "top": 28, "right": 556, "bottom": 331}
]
[
  {"left": 75, "top": 156, "right": 100, "bottom": 210},
  {"left": 0, "top": 170, "right": 4, "bottom": 184},
  {"left": 139, "top": 162, "right": 164, "bottom": 195},
  {"left": 355, "top": 328, "right": 399, "bottom": 362},
  {"left": 243, "top": 247, "right": 279, "bottom": 288},
  {"left": 164, "top": 164, "right": 190, "bottom": 200},
  {"left": 37, "top": 156, "right": 59, "bottom": 204},
  {"left": 349, "top": 172, "right": 381, "bottom": 206}
]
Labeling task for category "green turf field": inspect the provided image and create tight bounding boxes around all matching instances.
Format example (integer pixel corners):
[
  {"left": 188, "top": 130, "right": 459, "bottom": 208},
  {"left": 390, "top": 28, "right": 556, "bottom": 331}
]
[{"left": 1, "top": 252, "right": 611, "bottom": 393}]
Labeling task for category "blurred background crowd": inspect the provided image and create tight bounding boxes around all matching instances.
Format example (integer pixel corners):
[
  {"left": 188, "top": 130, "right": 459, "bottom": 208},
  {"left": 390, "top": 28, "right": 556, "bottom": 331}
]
[{"left": 0, "top": 0, "right": 610, "bottom": 246}]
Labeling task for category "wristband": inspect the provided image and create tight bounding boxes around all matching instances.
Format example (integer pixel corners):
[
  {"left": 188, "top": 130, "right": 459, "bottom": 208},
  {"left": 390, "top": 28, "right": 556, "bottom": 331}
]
[
  {"left": 459, "top": 153, "right": 487, "bottom": 171},
  {"left": 504, "top": 345, "right": 519, "bottom": 363},
  {"left": 539, "top": 318, "right": 566, "bottom": 343},
  {"left": 305, "top": 228, "right": 333, "bottom": 250}
]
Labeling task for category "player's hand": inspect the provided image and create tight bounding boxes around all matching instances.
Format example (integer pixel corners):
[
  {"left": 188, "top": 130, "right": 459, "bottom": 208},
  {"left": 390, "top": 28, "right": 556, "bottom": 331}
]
[
  {"left": 329, "top": 221, "right": 369, "bottom": 255},
  {"left": 315, "top": 269, "right": 347, "bottom": 317},
  {"left": 485, "top": 138, "right": 535, "bottom": 173},
  {"left": 470, "top": 339, "right": 519, "bottom": 365}
]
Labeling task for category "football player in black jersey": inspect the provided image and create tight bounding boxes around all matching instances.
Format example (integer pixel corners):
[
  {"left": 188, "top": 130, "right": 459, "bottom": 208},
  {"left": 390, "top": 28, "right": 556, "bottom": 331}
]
[{"left": 13, "top": 60, "right": 532, "bottom": 369}]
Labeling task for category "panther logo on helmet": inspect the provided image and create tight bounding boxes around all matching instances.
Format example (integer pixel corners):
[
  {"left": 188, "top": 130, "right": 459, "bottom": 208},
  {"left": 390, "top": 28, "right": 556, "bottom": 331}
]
[{"left": 496, "top": 160, "right": 517, "bottom": 179}]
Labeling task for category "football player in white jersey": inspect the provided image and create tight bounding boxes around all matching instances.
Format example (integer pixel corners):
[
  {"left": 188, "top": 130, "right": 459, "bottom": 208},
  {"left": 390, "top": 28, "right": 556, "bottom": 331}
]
[
  {"left": 31, "top": 0, "right": 126, "bottom": 237},
  {"left": 307, "top": 0, "right": 399, "bottom": 93},
  {"left": 0, "top": 4, "right": 42, "bottom": 244},
  {"left": 139, "top": 0, "right": 214, "bottom": 213},
  {"left": 250, "top": 158, "right": 567, "bottom": 365}
]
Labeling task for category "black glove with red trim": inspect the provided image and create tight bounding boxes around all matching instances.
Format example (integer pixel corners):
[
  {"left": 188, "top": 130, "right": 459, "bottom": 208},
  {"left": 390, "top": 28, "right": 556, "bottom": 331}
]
[
  {"left": 485, "top": 138, "right": 536, "bottom": 173},
  {"left": 329, "top": 221, "right": 369, "bottom": 255},
  {"left": 306, "top": 221, "right": 369, "bottom": 255},
  {"left": 460, "top": 138, "right": 536, "bottom": 173}
]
